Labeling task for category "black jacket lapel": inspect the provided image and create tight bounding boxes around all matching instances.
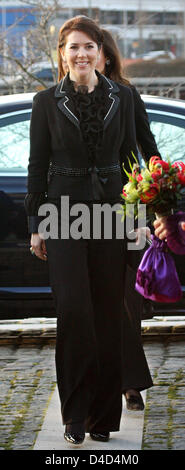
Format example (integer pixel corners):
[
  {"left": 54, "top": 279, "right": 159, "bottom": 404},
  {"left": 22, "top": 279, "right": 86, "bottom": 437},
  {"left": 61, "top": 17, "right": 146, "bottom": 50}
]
[
  {"left": 54, "top": 72, "right": 120, "bottom": 131},
  {"left": 54, "top": 76, "right": 80, "bottom": 129},
  {"left": 100, "top": 74, "right": 120, "bottom": 130}
]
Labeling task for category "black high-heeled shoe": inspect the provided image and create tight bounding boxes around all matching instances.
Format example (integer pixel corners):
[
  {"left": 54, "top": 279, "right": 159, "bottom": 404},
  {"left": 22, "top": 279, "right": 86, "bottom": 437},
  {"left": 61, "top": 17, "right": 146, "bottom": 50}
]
[
  {"left": 90, "top": 432, "right": 110, "bottom": 442},
  {"left": 124, "top": 390, "right": 144, "bottom": 411},
  {"left": 64, "top": 423, "right": 85, "bottom": 445}
]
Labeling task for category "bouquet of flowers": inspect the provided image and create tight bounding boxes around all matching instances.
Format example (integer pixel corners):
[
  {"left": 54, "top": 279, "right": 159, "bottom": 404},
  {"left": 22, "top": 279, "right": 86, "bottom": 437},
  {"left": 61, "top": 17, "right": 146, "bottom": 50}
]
[
  {"left": 120, "top": 154, "right": 185, "bottom": 221},
  {"left": 120, "top": 155, "right": 185, "bottom": 303}
]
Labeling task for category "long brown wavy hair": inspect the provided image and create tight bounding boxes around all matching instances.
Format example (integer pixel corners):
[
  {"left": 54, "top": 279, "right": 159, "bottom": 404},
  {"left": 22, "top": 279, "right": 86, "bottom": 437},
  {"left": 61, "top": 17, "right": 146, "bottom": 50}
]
[
  {"left": 57, "top": 16, "right": 103, "bottom": 82},
  {"left": 101, "top": 28, "right": 131, "bottom": 87}
]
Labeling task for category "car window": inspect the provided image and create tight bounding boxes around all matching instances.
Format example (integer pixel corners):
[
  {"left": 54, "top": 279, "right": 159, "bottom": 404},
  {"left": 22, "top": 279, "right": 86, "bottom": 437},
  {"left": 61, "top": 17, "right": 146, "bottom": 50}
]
[
  {"left": 36, "top": 68, "right": 53, "bottom": 79},
  {"left": 0, "top": 110, "right": 31, "bottom": 174},
  {"left": 148, "top": 110, "right": 185, "bottom": 163}
]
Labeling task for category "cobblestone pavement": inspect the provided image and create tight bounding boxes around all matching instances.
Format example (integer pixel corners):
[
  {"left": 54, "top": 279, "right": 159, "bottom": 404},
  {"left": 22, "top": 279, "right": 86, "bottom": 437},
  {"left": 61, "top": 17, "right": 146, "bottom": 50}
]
[
  {"left": 0, "top": 344, "right": 56, "bottom": 450},
  {"left": 142, "top": 339, "right": 185, "bottom": 450},
  {"left": 0, "top": 320, "right": 185, "bottom": 450}
]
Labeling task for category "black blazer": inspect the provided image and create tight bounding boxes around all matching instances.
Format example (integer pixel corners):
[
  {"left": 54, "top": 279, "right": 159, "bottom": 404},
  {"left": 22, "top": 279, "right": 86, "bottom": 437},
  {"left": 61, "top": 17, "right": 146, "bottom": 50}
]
[
  {"left": 27, "top": 71, "right": 138, "bottom": 202},
  {"left": 131, "top": 85, "right": 161, "bottom": 161}
]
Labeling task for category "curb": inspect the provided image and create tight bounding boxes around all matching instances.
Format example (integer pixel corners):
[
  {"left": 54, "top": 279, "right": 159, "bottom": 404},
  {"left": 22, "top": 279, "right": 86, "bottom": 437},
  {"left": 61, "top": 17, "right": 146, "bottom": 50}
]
[{"left": 0, "top": 317, "right": 185, "bottom": 343}]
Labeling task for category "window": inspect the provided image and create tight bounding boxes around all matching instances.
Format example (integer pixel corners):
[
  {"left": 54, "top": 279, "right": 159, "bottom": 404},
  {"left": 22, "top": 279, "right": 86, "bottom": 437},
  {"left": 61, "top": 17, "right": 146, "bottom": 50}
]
[
  {"left": 163, "top": 12, "right": 178, "bottom": 25},
  {"left": 73, "top": 8, "right": 99, "bottom": 21},
  {"left": 144, "top": 12, "right": 163, "bottom": 25},
  {"left": 144, "top": 11, "right": 181, "bottom": 26},
  {"left": 127, "top": 11, "right": 136, "bottom": 25},
  {"left": 100, "top": 10, "right": 122, "bottom": 25},
  {"left": 0, "top": 110, "right": 31, "bottom": 174},
  {"left": 73, "top": 8, "right": 88, "bottom": 17},
  {"left": 148, "top": 111, "right": 185, "bottom": 163}
]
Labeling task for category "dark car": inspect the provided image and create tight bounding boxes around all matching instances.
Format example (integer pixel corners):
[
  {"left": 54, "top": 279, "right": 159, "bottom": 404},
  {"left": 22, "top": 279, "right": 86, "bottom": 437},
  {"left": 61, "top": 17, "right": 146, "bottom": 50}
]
[{"left": 0, "top": 93, "right": 185, "bottom": 319}]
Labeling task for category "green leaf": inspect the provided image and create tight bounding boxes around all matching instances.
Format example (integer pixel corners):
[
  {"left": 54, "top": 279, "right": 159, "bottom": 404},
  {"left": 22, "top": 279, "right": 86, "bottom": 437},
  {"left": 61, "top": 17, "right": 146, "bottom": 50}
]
[
  {"left": 131, "top": 151, "right": 139, "bottom": 164},
  {"left": 128, "top": 157, "right": 133, "bottom": 171},
  {"left": 122, "top": 164, "right": 135, "bottom": 182}
]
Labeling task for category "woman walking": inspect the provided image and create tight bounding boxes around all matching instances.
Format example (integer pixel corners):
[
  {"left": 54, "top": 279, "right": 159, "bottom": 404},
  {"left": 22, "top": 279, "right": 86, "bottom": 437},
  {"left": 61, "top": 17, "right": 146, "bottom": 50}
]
[
  {"left": 25, "top": 16, "right": 138, "bottom": 445},
  {"left": 93, "top": 28, "right": 159, "bottom": 411}
]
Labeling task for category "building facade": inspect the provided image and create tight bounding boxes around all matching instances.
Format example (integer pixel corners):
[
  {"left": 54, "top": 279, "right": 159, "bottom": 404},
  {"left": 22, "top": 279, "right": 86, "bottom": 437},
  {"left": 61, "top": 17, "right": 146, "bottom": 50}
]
[
  {"left": 53, "top": 0, "right": 185, "bottom": 58},
  {"left": 0, "top": 1, "right": 36, "bottom": 66},
  {"left": 0, "top": 0, "right": 185, "bottom": 60}
]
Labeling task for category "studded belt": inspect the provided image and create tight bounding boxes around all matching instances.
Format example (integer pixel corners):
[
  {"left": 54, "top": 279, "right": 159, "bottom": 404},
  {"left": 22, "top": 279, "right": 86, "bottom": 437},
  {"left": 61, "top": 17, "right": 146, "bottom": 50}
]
[
  {"left": 48, "top": 162, "right": 121, "bottom": 200},
  {"left": 48, "top": 162, "right": 121, "bottom": 178}
]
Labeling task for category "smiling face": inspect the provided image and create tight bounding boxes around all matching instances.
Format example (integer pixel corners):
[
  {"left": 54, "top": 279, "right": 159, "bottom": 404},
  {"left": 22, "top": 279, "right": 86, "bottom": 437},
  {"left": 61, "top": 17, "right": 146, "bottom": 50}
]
[{"left": 60, "top": 30, "right": 100, "bottom": 83}]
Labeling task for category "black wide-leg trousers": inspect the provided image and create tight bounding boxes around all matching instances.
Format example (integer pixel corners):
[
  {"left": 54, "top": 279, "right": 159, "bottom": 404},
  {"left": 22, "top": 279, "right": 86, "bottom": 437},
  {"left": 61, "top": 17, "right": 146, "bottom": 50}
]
[{"left": 46, "top": 233, "right": 126, "bottom": 433}]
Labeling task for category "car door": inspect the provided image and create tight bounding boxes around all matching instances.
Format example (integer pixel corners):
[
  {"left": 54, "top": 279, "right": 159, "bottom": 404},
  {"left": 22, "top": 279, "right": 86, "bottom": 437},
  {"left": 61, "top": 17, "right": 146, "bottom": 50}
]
[
  {"left": 124, "top": 102, "right": 185, "bottom": 320},
  {"left": 0, "top": 105, "right": 52, "bottom": 319},
  {"left": 146, "top": 105, "right": 185, "bottom": 313}
]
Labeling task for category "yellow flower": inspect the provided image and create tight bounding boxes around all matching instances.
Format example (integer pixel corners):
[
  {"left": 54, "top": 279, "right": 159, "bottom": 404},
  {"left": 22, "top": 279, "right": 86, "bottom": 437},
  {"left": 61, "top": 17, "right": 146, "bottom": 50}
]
[
  {"left": 124, "top": 181, "right": 137, "bottom": 193},
  {"left": 138, "top": 181, "right": 151, "bottom": 193},
  {"left": 141, "top": 168, "right": 153, "bottom": 182},
  {"left": 126, "top": 189, "right": 140, "bottom": 203},
  {"left": 148, "top": 156, "right": 162, "bottom": 172}
]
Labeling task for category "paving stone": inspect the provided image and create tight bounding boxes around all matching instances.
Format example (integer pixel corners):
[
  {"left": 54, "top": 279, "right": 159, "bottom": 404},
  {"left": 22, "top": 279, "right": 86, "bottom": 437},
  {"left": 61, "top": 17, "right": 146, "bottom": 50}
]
[
  {"left": 143, "top": 342, "right": 165, "bottom": 356},
  {"left": 0, "top": 343, "right": 56, "bottom": 450},
  {"left": 0, "top": 329, "right": 185, "bottom": 450},
  {"left": 173, "top": 415, "right": 185, "bottom": 425},
  {"left": 166, "top": 343, "right": 185, "bottom": 357}
]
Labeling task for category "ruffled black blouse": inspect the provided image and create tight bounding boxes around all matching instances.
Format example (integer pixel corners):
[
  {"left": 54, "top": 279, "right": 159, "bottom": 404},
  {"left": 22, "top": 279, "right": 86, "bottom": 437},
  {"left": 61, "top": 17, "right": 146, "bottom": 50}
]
[
  {"left": 65, "top": 73, "right": 105, "bottom": 166},
  {"left": 25, "top": 73, "right": 106, "bottom": 221}
]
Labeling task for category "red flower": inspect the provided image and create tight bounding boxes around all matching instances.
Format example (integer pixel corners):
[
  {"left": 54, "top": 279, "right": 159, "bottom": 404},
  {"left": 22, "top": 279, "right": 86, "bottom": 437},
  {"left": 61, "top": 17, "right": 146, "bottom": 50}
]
[
  {"left": 158, "top": 160, "right": 170, "bottom": 171},
  {"left": 140, "top": 183, "right": 159, "bottom": 203},
  {"left": 150, "top": 156, "right": 161, "bottom": 165},
  {"left": 137, "top": 174, "right": 143, "bottom": 182},
  {"left": 151, "top": 169, "right": 162, "bottom": 181},
  {"left": 151, "top": 182, "right": 160, "bottom": 191},
  {"left": 149, "top": 157, "right": 170, "bottom": 174},
  {"left": 177, "top": 172, "right": 185, "bottom": 185},
  {"left": 172, "top": 161, "right": 185, "bottom": 172}
]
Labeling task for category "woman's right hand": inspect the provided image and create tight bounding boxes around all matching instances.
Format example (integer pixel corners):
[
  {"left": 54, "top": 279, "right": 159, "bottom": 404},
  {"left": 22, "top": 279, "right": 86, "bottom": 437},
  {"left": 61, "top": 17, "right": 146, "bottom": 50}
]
[
  {"left": 30, "top": 233, "right": 47, "bottom": 261},
  {"left": 153, "top": 217, "right": 169, "bottom": 240},
  {"left": 180, "top": 222, "right": 185, "bottom": 231}
]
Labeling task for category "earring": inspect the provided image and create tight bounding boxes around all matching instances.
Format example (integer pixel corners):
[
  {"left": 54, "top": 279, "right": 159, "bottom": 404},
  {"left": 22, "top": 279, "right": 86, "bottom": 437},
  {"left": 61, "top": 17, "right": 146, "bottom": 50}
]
[{"left": 106, "top": 59, "right": 110, "bottom": 65}]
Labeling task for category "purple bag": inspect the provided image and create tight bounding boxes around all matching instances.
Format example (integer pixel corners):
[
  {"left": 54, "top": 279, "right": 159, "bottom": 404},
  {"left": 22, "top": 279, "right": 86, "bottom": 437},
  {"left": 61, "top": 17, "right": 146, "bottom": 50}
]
[
  {"left": 166, "top": 212, "right": 185, "bottom": 255},
  {"left": 135, "top": 235, "right": 182, "bottom": 303}
]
